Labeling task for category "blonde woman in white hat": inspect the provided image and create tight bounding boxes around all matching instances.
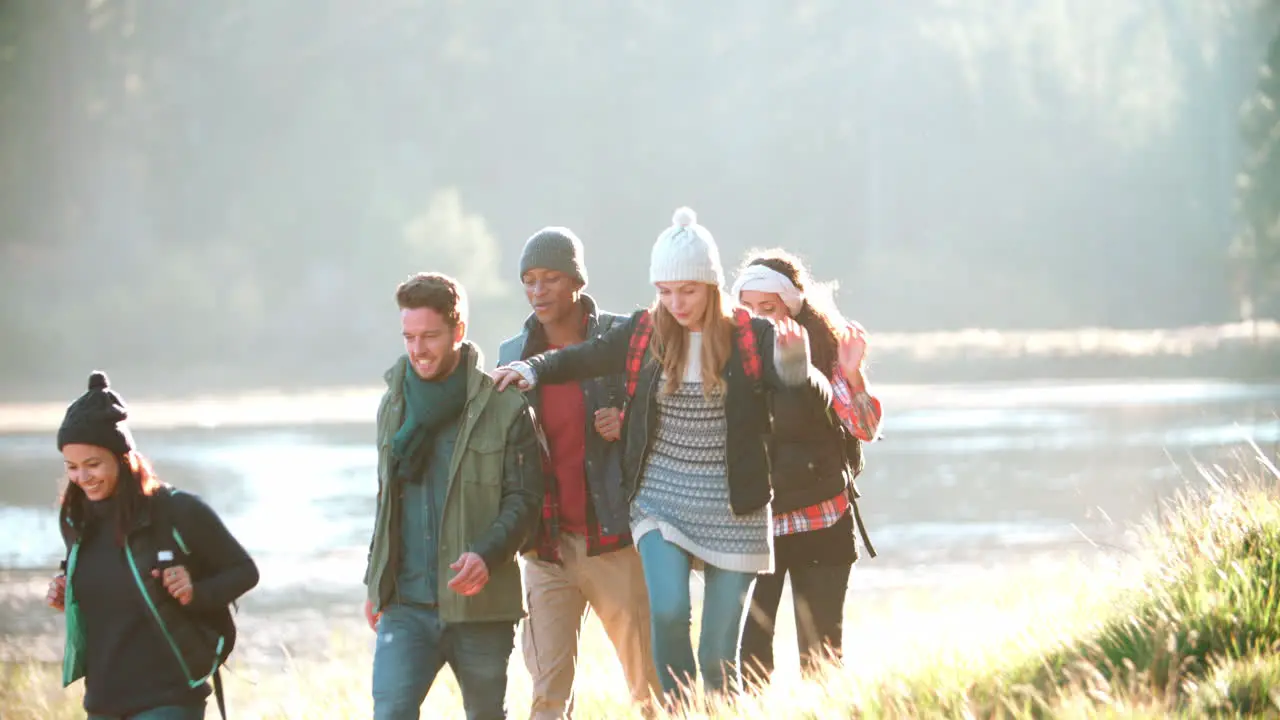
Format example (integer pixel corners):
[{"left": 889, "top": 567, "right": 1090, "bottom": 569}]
[{"left": 493, "top": 207, "right": 831, "bottom": 704}]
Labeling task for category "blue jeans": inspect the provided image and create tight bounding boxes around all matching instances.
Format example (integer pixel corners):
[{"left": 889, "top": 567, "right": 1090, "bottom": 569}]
[
  {"left": 371, "top": 604, "right": 516, "bottom": 720},
  {"left": 636, "top": 531, "right": 757, "bottom": 699},
  {"left": 88, "top": 703, "right": 205, "bottom": 720}
]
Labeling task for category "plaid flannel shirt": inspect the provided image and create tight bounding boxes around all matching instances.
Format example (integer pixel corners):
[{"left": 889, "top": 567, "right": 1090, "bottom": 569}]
[
  {"left": 773, "top": 351, "right": 882, "bottom": 537},
  {"left": 773, "top": 492, "right": 851, "bottom": 536},
  {"left": 532, "top": 448, "right": 630, "bottom": 563},
  {"left": 529, "top": 314, "right": 631, "bottom": 564}
]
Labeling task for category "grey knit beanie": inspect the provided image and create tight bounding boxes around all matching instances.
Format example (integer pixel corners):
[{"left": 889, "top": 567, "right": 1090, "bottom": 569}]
[{"left": 519, "top": 227, "right": 587, "bottom": 287}]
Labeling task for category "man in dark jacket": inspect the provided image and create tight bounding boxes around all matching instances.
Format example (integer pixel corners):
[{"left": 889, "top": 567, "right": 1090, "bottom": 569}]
[
  {"left": 364, "top": 272, "right": 544, "bottom": 720},
  {"left": 497, "top": 228, "right": 659, "bottom": 718}
]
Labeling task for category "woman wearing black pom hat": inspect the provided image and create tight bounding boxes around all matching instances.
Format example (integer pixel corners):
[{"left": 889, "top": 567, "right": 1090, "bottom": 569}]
[{"left": 45, "top": 371, "right": 259, "bottom": 720}]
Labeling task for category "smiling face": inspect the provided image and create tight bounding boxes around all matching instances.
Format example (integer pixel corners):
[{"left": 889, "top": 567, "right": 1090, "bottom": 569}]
[
  {"left": 655, "top": 281, "right": 712, "bottom": 331},
  {"left": 522, "top": 268, "right": 581, "bottom": 326},
  {"left": 738, "top": 289, "right": 791, "bottom": 322},
  {"left": 402, "top": 307, "right": 465, "bottom": 380},
  {"left": 62, "top": 444, "right": 120, "bottom": 502}
]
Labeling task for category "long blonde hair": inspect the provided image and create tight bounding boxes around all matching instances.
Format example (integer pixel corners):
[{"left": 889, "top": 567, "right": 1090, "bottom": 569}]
[{"left": 649, "top": 286, "right": 736, "bottom": 399}]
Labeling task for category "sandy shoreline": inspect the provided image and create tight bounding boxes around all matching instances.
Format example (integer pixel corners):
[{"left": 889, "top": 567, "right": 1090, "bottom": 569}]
[{"left": 0, "top": 542, "right": 1130, "bottom": 674}]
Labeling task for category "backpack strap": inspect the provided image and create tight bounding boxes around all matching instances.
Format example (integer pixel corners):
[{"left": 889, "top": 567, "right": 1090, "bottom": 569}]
[
  {"left": 148, "top": 491, "right": 234, "bottom": 616},
  {"left": 213, "top": 668, "right": 228, "bottom": 720},
  {"left": 731, "top": 308, "right": 763, "bottom": 385},
  {"left": 595, "top": 314, "right": 625, "bottom": 406},
  {"left": 627, "top": 309, "right": 762, "bottom": 396},
  {"left": 596, "top": 313, "right": 618, "bottom": 335},
  {"left": 849, "top": 492, "right": 877, "bottom": 559},
  {"left": 147, "top": 490, "right": 184, "bottom": 564},
  {"left": 150, "top": 491, "right": 234, "bottom": 719},
  {"left": 525, "top": 404, "right": 552, "bottom": 458},
  {"left": 624, "top": 311, "right": 655, "bottom": 400},
  {"left": 838, "top": 427, "right": 876, "bottom": 559}
]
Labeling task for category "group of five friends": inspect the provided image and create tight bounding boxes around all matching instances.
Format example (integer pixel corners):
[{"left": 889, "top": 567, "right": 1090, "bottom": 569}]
[{"left": 46, "top": 206, "right": 881, "bottom": 720}]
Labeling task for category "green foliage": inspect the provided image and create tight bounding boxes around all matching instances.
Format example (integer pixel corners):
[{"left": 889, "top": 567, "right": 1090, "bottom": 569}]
[
  {"left": 1235, "top": 20, "right": 1280, "bottom": 313},
  {"left": 0, "top": 1, "right": 1272, "bottom": 396}
]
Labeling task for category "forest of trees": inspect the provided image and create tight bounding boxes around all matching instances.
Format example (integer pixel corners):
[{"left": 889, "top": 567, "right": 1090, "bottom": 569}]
[
  {"left": 0, "top": 1, "right": 1277, "bottom": 399},
  {"left": 1235, "top": 8, "right": 1280, "bottom": 321}
]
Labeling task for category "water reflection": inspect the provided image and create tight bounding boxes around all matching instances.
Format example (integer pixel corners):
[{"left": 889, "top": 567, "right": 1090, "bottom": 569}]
[{"left": 0, "top": 380, "right": 1275, "bottom": 596}]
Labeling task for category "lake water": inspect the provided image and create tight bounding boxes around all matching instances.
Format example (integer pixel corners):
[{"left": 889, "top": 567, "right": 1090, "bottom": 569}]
[{"left": 1, "top": 379, "right": 1277, "bottom": 602}]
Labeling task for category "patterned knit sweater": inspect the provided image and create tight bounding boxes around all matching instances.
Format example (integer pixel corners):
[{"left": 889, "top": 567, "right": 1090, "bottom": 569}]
[{"left": 630, "top": 332, "right": 773, "bottom": 574}]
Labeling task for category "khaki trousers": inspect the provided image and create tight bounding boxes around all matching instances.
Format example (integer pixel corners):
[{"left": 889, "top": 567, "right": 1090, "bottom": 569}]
[{"left": 521, "top": 534, "right": 659, "bottom": 719}]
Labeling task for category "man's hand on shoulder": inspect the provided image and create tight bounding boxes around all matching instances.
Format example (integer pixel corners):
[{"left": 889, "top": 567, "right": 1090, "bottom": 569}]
[{"left": 492, "top": 366, "right": 531, "bottom": 392}]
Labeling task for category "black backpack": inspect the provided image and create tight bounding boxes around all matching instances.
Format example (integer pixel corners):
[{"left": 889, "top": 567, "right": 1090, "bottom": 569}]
[
  {"left": 837, "top": 419, "right": 877, "bottom": 558},
  {"left": 148, "top": 490, "right": 238, "bottom": 719}
]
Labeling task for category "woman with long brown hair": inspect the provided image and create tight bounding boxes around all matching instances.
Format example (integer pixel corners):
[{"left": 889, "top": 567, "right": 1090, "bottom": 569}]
[
  {"left": 492, "top": 208, "right": 832, "bottom": 704},
  {"left": 730, "top": 249, "right": 882, "bottom": 682},
  {"left": 46, "top": 371, "right": 259, "bottom": 720}
]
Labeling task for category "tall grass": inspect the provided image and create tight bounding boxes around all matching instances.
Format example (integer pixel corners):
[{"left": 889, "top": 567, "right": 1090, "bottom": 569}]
[{"left": 4, "top": 455, "right": 1279, "bottom": 718}]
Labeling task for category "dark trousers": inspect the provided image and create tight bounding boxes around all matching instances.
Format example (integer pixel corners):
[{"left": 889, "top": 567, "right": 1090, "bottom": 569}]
[{"left": 740, "top": 554, "right": 851, "bottom": 682}]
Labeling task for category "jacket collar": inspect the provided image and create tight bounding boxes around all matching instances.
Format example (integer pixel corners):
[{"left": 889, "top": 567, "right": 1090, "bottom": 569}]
[
  {"left": 384, "top": 341, "right": 487, "bottom": 401},
  {"left": 65, "top": 487, "right": 166, "bottom": 537},
  {"left": 520, "top": 294, "right": 601, "bottom": 351}
]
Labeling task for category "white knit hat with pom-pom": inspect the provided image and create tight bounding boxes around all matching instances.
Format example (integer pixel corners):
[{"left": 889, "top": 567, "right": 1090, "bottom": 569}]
[{"left": 649, "top": 207, "right": 724, "bottom": 286}]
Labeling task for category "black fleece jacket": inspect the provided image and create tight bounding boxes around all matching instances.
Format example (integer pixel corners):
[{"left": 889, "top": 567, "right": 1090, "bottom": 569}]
[{"left": 64, "top": 491, "right": 258, "bottom": 716}]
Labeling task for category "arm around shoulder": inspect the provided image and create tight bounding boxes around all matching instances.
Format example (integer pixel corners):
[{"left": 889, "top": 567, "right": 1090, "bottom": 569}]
[{"left": 524, "top": 310, "right": 639, "bottom": 385}]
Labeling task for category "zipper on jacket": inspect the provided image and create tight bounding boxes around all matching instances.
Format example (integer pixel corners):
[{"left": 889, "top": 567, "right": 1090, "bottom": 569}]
[
  {"left": 627, "top": 371, "right": 656, "bottom": 504},
  {"left": 722, "top": 364, "right": 756, "bottom": 516},
  {"left": 124, "top": 544, "right": 201, "bottom": 686},
  {"left": 61, "top": 542, "right": 84, "bottom": 686}
]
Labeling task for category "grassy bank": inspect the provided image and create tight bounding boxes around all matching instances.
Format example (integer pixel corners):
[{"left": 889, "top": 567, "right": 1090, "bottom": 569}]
[
  {"left": 833, "top": 452, "right": 1280, "bottom": 719},
  {"left": 3, "top": 456, "right": 1279, "bottom": 719}
]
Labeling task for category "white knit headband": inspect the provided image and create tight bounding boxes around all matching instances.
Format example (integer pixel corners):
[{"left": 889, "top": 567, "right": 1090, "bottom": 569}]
[{"left": 730, "top": 264, "right": 805, "bottom": 315}]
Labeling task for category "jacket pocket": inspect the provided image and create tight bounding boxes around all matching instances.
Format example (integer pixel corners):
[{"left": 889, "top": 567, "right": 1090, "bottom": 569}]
[
  {"left": 595, "top": 441, "right": 630, "bottom": 536},
  {"left": 457, "top": 434, "right": 506, "bottom": 543},
  {"left": 465, "top": 434, "right": 505, "bottom": 486}
]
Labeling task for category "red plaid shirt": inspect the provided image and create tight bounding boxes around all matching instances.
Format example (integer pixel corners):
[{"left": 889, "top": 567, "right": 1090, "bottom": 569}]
[
  {"left": 531, "top": 450, "right": 630, "bottom": 563},
  {"left": 773, "top": 350, "right": 881, "bottom": 537},
  {"left": 774, "top": 492, "right": 851, "bottom": 536},
  {"left": 528, "top": 316, "right": 631, "bottom": 563}
]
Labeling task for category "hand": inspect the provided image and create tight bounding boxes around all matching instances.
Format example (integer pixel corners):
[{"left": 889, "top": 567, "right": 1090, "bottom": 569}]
[
  {"left": 363, "top": 599, "right": 381, "bottom": 632},
  {"left": 446, "top": 552, "right": 490, "bottom": 596},
  {"left": 152, "top": 565, "right": 195, "bottom": 606},
  {"left": 593, "top": 407, "right": 622, "bottom": 441},
  {"left": 837, "top": 323, "right": 868, "bottom": 383},
  {"left": 46, "top": 575, "right": 65, "bottom": 612},
  {"left": 491, "top": 366, "right": 531, "bottom": 392},
  {"left": 774, "top": 316, "right": 808, "bottom": 349}
]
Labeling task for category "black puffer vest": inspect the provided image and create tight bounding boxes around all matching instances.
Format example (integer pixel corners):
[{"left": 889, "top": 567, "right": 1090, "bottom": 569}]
[{"left": 768, "top": 379, "right": 852, "bottom": 515}]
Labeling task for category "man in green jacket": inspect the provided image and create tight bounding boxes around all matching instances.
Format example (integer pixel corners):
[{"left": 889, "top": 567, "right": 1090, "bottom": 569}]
[{"left": 363, "top": 272, "right": 544, "bottom": 720}]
